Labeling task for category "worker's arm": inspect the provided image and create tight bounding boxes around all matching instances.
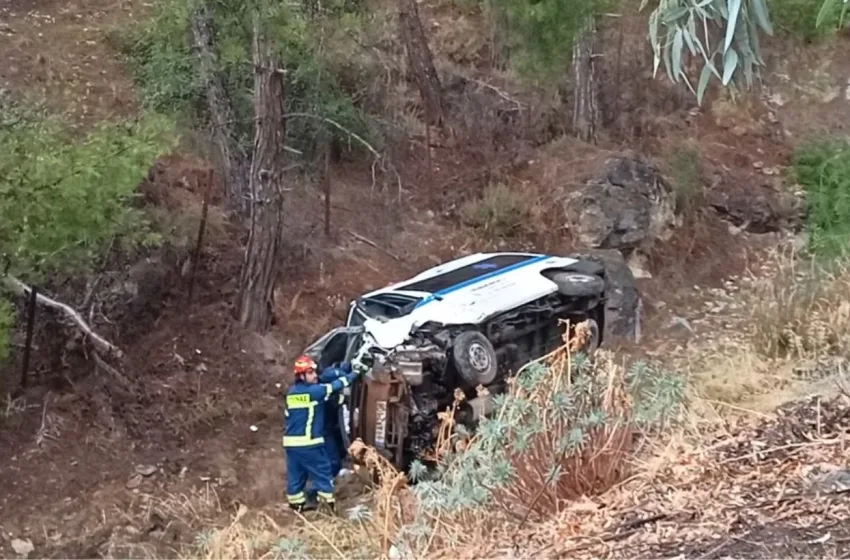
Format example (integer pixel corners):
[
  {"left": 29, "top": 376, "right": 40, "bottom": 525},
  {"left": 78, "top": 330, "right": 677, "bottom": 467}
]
[
  {"left": 317, "top": 362, "right": 351, "bottom": 383},
  {"left": 307, "top": 372, "right": 357, "bottom": 402}
]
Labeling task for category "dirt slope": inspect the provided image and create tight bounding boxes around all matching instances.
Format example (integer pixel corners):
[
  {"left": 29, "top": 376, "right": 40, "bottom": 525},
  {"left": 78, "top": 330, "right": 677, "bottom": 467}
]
[{"left": 0, "top": 0, "right": 849, "bottom": 557}]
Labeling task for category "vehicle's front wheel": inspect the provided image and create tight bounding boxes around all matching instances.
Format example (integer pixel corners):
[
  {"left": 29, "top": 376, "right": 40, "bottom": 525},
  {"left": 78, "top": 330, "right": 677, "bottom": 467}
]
[{"left": 452, "top": 330, "right": 499, "bottom": 387}]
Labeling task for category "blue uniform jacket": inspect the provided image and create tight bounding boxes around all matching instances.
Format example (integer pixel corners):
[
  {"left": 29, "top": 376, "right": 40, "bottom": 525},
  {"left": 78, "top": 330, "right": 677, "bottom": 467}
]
[
  {"left": 283, "top": 367, "right": 356, "bottom": 448},
  {"left": 319, "top": 362, "right": 352, "bottom": 408}
]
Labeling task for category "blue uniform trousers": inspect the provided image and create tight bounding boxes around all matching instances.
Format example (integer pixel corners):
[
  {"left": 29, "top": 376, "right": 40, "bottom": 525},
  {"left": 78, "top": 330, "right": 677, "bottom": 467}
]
[{"left": 285, "top": 445, "right": 335, "bottom": 506}]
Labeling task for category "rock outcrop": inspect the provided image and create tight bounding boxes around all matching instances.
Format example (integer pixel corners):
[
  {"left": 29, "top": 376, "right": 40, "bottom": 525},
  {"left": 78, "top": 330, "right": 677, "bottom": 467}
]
[
  {"left": 571, "top": 248, "right": 642, "bottom": 343},
  {"left": 563, "top": 156, "right": 677, "bottom": 251}
]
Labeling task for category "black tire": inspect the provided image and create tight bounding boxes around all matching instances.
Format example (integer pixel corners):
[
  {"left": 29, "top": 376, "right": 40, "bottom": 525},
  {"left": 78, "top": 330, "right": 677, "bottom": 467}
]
[
  {"left": 452, "top": 330, "right": 498, "bottom": 386},
  {"left": 550, "top": 271, "right": 605, "bottom": 298}
]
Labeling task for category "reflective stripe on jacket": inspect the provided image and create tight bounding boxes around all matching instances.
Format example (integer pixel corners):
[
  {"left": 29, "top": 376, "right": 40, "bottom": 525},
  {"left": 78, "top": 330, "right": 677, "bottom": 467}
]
[
  {"left": 319, "top": 365, "right": 349, "bottom": 411},
  {"left": 283, "top": 371, "right": 355, "bottom": 448}
]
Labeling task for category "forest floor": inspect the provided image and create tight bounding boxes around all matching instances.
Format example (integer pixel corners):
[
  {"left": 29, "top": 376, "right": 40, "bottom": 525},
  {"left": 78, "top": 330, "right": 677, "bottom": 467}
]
[{"left": 1, "top": 0, "right": 850, "bottom": 557}]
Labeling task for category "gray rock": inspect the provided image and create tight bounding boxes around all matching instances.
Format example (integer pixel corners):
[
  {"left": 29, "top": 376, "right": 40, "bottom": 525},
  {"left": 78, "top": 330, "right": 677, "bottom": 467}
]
[
  {"left": 135, "top": 464, "right": 158, "bottom": 477},
  {"left": 807, "top": 466, "right": 850, "bottom": 494},
  {"left": 570, "top": 249, "right": 641, "bottom": 343},
  {"left": 666, "top": 316, "right": 694, "bottom": 336},
  {"left": 11, "top": 538, "right": 34, "bottom": 558},
  {"left": 627, "top": 251, "right": 652, "bottom": 279},
  {"left": 563, "top": 156, "right": 676, "bottom": 250},
  {"left": 126, "top": 474, "right": 143, "bottom": 489},
  {"left": 708, "top": 182, "right": 803, "bottom": 234}
]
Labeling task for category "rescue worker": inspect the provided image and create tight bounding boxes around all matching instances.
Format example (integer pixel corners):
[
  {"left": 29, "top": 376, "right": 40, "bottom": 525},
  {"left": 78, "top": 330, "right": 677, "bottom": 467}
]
[
  {"left": 284, "top": 355, "right": 357, "bottom": 513},
  {"left": 318, "top": 362, "right": 351, "bottom": 477}
]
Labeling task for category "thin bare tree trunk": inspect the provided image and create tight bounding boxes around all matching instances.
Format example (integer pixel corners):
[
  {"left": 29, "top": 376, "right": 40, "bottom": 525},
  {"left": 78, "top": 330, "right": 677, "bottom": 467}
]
[
  {"left": 236, "top": 14, "right": 286, "bottom": 331},
  {"left": 191, "top": 2, "right": 250, "bottom": 213},
  {"left": 571, "top": 18, "right": 599, "bottom": 144},
  {"left": 398, "top": 0, "right": 444, "bottom": 126}
]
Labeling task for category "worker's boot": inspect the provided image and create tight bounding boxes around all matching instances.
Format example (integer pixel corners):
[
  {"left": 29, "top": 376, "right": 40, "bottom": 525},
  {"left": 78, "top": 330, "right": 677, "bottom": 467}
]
[
  {"left": 318, "top": 500, "right": 336, "bottom": 516},
  {"left": 289, "top": 502, "right": 317, "bottom": 514}
]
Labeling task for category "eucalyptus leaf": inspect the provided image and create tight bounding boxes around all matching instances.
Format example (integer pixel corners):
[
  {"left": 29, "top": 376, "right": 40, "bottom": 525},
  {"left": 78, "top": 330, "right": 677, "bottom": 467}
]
[
  {"left": 751, "top": 0, "right": 774, "bottom": 34},
  {"left": 672, "top": 28, "right": 684, "bottom": 79},
  {"left": 722, "top": 47, "right": 739, "bottom": 84},
  {"left": 724, "top": 0, "right": 742, "bottom": 52}
]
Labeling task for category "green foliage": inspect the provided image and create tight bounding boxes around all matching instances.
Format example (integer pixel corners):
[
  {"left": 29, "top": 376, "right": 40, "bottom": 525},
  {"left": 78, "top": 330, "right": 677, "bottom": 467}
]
[
  {"left": 770, "top": 0, "right": 845, "bottom": 39},
  {"left": 666, "top": 146, "right": 703, "bottom": 214},
  {"left": 116, "top": 0, "right": 202, "bottom": 117},
  {"left": 0, "top": 102, "right": 176, "bottom": 282},
  {"left": 459, "top": 183, "right": 537, "bottom": 236},
  {"left": 791, "top": 140, "right": 850, "bottom": 258},
  {"left": 269, "top": 537, "right": 310, "bottom": 560},
  {"left": 120, "top": 0, "right": 372, "bottom": 154},
  {"left": 644, "top": 0, "right": 774, "bottom": 105},
  {"left": 645, "top": 0, "right": 846, "bottom": 104},
  {"left": 0, "top": 299, "right": 11, "bottom": 363},
  {"left": 398, "top": 353, "right": 684, "bottom": 552},
  {"left": 488, "top": 0, "right": 608, "bottom": 79},
  {"left": 815, "top": 0, "right": 849, "bottom": 29}
]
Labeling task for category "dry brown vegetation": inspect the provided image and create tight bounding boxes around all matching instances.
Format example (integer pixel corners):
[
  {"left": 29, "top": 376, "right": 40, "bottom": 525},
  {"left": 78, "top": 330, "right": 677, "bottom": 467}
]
[
  {"left": 167, "top": 252, "right": 850, "bottom": 560},
  {"left": 1, "top": 0, "right": 849, "bottom": 554}
]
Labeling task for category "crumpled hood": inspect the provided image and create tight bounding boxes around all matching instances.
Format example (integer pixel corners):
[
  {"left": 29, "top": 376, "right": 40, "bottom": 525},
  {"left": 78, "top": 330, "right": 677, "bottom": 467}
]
[{"left": 361, "top": 317, "right": 415, "bottom": 349}]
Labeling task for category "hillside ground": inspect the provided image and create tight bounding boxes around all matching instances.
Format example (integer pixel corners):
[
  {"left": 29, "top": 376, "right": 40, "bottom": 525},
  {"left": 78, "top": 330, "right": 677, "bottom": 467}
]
[{"left": 1, "top": 0, "right": 849, "bottom": 557}]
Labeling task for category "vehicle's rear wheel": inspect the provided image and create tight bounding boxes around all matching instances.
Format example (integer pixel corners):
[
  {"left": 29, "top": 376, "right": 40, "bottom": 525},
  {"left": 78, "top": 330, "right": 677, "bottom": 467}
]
[
  {"left": 550, "top": 271, "right": 605, "bottom": 297},
  {"left": 453, "top": 331, "right": 498, "bottom": 386}
]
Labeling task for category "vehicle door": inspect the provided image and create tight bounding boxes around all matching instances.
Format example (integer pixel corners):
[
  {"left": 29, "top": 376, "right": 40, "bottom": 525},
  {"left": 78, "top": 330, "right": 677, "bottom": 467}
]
[{"left": 302, "top": 326, "right": 364, "bottom": 453}]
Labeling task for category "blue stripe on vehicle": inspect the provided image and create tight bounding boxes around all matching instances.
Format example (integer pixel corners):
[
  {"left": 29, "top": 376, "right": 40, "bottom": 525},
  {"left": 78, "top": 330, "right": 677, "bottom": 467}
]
[{"left": 413, "top": 254, "right": 553, "bottom": 309}]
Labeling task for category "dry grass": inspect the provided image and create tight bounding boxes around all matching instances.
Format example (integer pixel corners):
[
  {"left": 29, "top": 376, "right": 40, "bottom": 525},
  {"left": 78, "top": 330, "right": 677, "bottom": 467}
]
[
  {"left": 674, "top": 246, "right": 850, "bottom": 416},
  {"left": 748, "top": 252, "right": 850, "bottom": 360}
]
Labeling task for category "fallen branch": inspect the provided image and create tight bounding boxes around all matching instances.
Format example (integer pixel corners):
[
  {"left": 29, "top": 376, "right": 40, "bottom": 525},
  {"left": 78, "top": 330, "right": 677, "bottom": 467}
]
[
  {"left": 345, "top": 229, "right": 401, "bottom": 261},
  {"left": 286, "top": 113, "right": 403, "bottom": 196},
  {"left": 3, "top": 275, "right": 123, "bottom": 359}
]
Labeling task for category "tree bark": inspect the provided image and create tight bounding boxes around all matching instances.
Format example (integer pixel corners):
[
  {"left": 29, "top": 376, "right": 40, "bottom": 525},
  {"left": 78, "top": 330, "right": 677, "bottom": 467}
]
[
  {"left": 397, "top": 0, "right": 444, "bottom": 126},
  {"left": 571, "top": 18, "right": 599, "bottom": 144},
  {"left": 236, "top": 14, "right": 286, "bottom": 331},
  {"left": 191, "top": 2, "right": 250, "bottom": 213}
]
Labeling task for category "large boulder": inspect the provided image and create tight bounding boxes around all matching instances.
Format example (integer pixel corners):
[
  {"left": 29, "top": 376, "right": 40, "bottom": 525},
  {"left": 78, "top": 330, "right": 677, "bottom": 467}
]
[
  {"left": 571, "top": 248, "right": 642, "bottom": 343},
  {"left": 706, "top": 180, "right": 803, "bottom": 234},
  {"left": 563, "top": 156, "right": 677, "bottom": 251}
]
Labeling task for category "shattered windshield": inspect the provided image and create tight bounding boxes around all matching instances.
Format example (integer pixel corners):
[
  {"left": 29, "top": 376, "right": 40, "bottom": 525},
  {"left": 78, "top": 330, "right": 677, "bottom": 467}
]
[{"left": 353, "top": 294, "right": 421, "bottom": 323}]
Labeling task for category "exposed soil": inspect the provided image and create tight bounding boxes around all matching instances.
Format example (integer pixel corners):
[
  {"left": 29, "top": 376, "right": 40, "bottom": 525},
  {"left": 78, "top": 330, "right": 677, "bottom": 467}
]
[{"left": 1, "top": 0, "right": 849, "bottom": 557}]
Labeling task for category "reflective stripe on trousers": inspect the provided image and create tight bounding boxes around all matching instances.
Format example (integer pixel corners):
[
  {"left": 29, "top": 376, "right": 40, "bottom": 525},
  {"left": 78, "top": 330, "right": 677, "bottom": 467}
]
[{"left": 287, "top": 491, "right": 306, "bottom": 504}]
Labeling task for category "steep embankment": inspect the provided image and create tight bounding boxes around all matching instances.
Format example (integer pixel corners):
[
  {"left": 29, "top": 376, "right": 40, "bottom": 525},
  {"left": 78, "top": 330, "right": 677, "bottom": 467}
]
[{"left": 0, "top": 0, "right": 849, "bottom": 557}]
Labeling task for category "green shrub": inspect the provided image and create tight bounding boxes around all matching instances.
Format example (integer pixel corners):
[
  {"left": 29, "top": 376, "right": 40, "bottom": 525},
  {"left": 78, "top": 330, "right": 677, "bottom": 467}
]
[
  {"left": 0, "top": 102, "right": 174, "bottom": 360},
  {"left": 393, "top": 348, "right": 684, "bottom": 554},
  {"left": 0, "top": 103, "right": 175, "bottom": 282},
  {"left": 792, "top": 139, "right": 850, "bottom": 259},
  {"left": 666, "top": 146, "right": 703, "bottom": 215},
  {"left": 0, "top": 299, "right": 11, "bottom": 363},
  {"left": 769, "top": 0, "right": 847, "bottom": 40},
  {"left": 487, "top": 0, "right": 611, "bottom": 80},
  {"left": 459, "top": 183, "right": 537, "bottom": 236}
]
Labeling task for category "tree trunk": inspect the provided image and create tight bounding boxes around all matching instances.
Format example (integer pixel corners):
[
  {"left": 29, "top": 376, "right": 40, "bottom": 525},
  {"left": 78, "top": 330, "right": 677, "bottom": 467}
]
[
  {"left": 236, "top": 14, "right": 286, "bottom": 331},
  {"left": 191, "top": 2, "right": 250, "bottom": 213},
  {"left": 397, "top": 0, "right": 444, "bottom": 126},
  {"left": 571, "top": 18, "right": 599, "bottom": 144}
]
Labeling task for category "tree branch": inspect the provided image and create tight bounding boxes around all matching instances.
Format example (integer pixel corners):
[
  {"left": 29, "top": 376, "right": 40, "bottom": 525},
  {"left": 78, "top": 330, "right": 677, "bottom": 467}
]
[{"left": 3, "top": 275, "right": 123, "bottom": 359}]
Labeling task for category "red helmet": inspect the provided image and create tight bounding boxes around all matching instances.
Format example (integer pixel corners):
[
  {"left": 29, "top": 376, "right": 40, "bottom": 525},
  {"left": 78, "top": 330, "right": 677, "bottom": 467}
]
[{"left": 293, "top": 355, "right": 317, "bottom": 377}]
